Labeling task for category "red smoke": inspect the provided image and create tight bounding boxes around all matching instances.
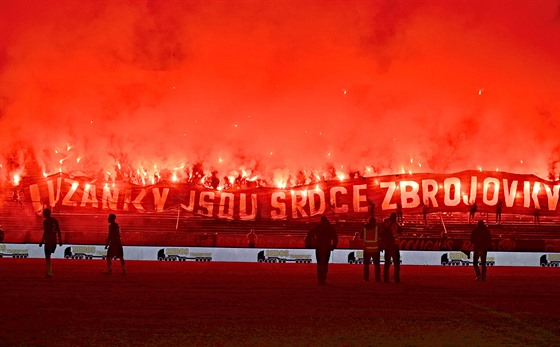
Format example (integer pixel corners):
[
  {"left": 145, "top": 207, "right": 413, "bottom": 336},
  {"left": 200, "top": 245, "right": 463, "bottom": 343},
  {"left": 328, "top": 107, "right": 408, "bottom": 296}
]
[{"left": 1, "top": 0, "right": 559, "bottom": 187}]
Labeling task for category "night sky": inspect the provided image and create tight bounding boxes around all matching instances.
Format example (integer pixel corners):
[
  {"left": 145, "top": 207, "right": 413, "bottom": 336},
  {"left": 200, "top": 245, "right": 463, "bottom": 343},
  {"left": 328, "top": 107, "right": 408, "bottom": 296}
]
[{"left": 1, "top": 0, "right": 559, "bottom": 186}]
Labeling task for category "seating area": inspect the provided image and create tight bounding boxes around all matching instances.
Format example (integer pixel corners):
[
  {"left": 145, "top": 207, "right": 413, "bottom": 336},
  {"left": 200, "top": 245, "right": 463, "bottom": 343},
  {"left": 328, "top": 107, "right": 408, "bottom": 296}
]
[{"left": 1, "top": 188, "right": 558, "bottom": 250}]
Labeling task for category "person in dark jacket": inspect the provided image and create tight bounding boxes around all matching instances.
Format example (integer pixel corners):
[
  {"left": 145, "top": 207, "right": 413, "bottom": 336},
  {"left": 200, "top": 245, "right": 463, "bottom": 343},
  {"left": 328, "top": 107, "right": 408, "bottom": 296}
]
[
  {"left": 308, "top": 216, "right": 338, "bottom": 286},
  {"left": 105, "top": 214, "right": 126, "bottom": 275},
  {"left": 382, "top": 213, "right": 401, "bottom": 283},
  {"left": 39, "top": 208, "right": 62, "bottom": 277},
  {"left": 469, "top": 202, "right": 478, "bottom": 223},
  {"left": 470, "top": 220, "right": 492, "bottom": 281}
]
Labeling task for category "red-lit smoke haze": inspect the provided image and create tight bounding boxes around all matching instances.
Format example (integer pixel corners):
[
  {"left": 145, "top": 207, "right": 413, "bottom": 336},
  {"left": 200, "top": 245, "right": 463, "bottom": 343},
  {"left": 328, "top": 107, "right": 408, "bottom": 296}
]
[{"left": 1, "top": 0, "right": 559, "bottom": 186}]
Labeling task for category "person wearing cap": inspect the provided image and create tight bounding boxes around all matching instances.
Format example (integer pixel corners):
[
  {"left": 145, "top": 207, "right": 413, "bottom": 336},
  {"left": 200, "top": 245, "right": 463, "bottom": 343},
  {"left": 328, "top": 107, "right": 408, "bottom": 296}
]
[
  {"left": 308, "top": 215, "right": 338, "bottom": 286},
  {"left": 39, "top": 208, "right": 62, "bottom": 278},
  {"left": 362, "top": 216, "right": 381, "bottom": 282},
  {"left": 470, "top": 220, "right": 492, "bottom": 281},
  {"left": 382, "top": 212, "right": 401, "bottom": 283}
]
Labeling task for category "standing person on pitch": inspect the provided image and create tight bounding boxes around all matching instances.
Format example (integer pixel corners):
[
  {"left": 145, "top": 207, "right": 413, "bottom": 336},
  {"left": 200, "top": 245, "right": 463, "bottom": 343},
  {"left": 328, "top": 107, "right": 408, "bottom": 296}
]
[
  {"left": 308, "top": 215, "right": 338, "bottom": 286},
  {"left": 39, "top": 208, "right": 62, "bottom": 278},
  {"left": 362, "top": 217, "right": 381, "bottom": 282},
  {"left": 105, "top": 214, "right": 126, "bottom": 275},
  {"left": 382, "top": 213, "right": 401, "bottom": 283},
  {"left": 470, "top": 220, "right": 492, "bottom": 281}
]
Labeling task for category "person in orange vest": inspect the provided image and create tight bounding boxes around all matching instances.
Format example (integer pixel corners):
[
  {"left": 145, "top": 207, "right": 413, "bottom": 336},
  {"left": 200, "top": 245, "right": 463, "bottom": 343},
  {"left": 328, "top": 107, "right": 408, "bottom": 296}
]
[
  {"left": 362, "top": 217, "right": 381, "bottom": 282},
  {"left": 382, "top": 212, "right": 401, "bottom": 283}
]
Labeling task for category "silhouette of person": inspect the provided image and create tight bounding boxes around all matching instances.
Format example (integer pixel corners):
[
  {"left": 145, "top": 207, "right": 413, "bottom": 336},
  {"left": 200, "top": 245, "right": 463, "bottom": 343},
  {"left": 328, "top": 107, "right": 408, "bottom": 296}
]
[
  {"left": 470, "top": 220, "right": 492, "bottom": 281},
  {"left": 396, "top": 202, "right": 403, "bottom": 224},
  {"left": 246, "top": 229, "right": 257, "bottom": 248},
  {"left": 13, "top": 189, "right": 23, "bottom": 207},
  {"left": 469, "top": 201, "right": 478, "bottom": 223},
  {"left": 0, "top": 224, "right": 4, "bottom": 243},
  {"left": 362, "top": 217, "right": 381, "bottom": 282},
  {"left": 495, "top": 200, "right": 503, "bottom": 224},
  {"left": 105, "top": 214, "right": 126, "bottom": 275},
  {"left": 210, "top": 171, "right": 220, "bottom": 189},
  {"left": 382, "top": 212, "right": 401, "bottom": 283},
  {"left": 422, "top": 200, "right": 429, "bottom": 225},
  {"left": 308, "top": 216, "right": 338, "bottom": 286},
  {"left": 439, "top": 230, "right": 450, "bottom": 251},
  {"left": 533, "top": 206, "right": 540, "bottom": 225},
  {"left": 39, "top": 208, "right": 62, "bottom": 277},
  {"left": 368, "top": 203, "right": 375, "bottom": 219}
]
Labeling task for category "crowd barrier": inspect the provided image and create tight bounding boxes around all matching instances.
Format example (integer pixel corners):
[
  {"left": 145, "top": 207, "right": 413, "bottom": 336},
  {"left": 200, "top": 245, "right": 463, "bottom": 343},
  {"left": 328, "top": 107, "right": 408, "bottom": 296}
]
[{"left": 1, "top": 243, "right": 559, "bottom": 267}]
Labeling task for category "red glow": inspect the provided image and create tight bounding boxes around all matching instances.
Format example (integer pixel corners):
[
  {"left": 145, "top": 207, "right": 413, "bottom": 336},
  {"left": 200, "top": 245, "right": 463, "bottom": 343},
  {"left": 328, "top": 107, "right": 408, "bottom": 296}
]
[{"left": 0, "top": 1, "right": 559, "bottom": 185}]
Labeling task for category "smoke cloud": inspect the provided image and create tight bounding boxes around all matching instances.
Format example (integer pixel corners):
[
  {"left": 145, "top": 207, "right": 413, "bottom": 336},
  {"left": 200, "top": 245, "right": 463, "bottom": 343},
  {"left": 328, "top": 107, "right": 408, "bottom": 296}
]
[{"left": 1, "top": 0, "right": 559, "bottom": 186}]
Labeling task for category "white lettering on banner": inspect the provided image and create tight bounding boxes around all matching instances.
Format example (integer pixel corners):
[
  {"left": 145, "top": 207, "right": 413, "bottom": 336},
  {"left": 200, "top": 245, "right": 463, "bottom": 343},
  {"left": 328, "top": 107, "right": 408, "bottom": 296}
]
[
  {"left": 47, "top": 177, "right": 62, "bottom": 209},
  {"left": 199, "top": 191, "right": 214, "bottom": 217},
  {"left": 152, "top": 188, "right": 169, "bottom": 212},
  {"left": 380, "top": 182, "right": 397, "bottom": 210},
  {"left": 544, "top": 184, "right": 559, "bottom": 210},
  {"left": 422, "top": 179, "right": 438, "bottom": 207},
  {"left": 524, "top": 181, "right": 531, "bottom": 208},
  {"left": 399, "top": 181, "right": 420, "bottom": 209},
  {"left": 20, "top": 172, "right": 560, "bottom": 216},
  {"left": 503, "top": 179, "right": 518, "bottom": 207},
  {"left": 181, "top": 191, "right": 196, "bottom": 212},
  {"left": 123, "top": 189, "right": 132, "bottom": 211},
  {"left": 483, "top": 177, "right": 500, "bottom": 206},
  {"left": 131, "top": 189, "right": 147, "bottom": 212},
  {"left": 523, "top": 181, "right": 542, "bottom": 209},
  {"left": 102, "top": 186, "right": 119, "bottom": 211},
  {"left": 292, "top": 190, "right": 308, "bottom": 218},
  {"left": 308, "top": 189, "right": 325, "bottom": 216},
  {"left": 462, "top": 176, "right": 477, "bottom": 205},
  {"left": 532, "top": 182, "right": 541, "bottom": 209},
  {"left": 28, "top": 184, "right": 42, "bottom": 212},
  {"left": 353, "top": 184, "right": 368, "bottom": 212},
  {"left": 444, "top": 177, "right": 461, "bottom": 206},
  {"left": 239, "top": 194, "right": 257, "bottom": 220},
  {"left": 218, "top": 192, "right": 235, "bottom": 219},
  {"left": 81, "top": 184, "right": 98, "bottom": 208},
  {"left": 62, "top": 179, "right": 79, "bottom": 207},
  {"left": 271, "top": 192, "right": 286, "bottom": 220},
  {"left": 330, "top": 187, "right": 348, "bottom": 213}
]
